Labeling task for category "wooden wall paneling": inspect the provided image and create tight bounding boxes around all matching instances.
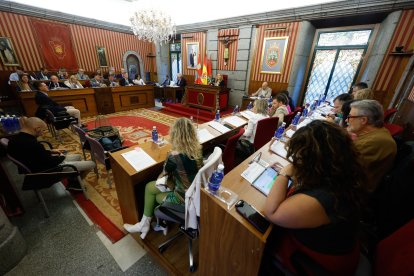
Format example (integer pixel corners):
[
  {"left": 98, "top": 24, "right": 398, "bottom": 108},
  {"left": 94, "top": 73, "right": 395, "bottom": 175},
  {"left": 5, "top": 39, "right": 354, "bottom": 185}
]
[{"left": 248, "top": 80, "right": 289, "bottom": 96}]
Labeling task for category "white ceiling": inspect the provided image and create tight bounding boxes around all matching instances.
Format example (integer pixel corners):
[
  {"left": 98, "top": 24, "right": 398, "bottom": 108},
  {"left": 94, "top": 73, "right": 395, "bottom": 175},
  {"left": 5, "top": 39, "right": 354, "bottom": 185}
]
[{"left": 9, "top": 0, "right": 338, "bottom": 26}]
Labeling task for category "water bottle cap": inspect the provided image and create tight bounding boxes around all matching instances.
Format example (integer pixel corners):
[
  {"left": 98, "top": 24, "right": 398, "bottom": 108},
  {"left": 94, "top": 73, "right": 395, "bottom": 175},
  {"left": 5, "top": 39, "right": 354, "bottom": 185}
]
[
  {"left": 281, "top": 122, "right": 286, "bottom": 126},
  {"left": 297, "top": 112, "right": 301, "bottom": 115},
  {"left": 218, "top": 164, "right": 224, "bottom": 170},
  {"left": 153, "top": 126, "right": 156, "bottom": 129}
]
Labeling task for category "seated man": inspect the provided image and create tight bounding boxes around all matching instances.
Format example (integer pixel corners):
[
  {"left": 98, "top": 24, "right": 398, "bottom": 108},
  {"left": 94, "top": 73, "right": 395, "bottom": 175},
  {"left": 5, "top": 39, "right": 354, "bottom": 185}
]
[
  {"left": 9, "top": 66, "right": 24, "bottom": 85},
  {"left": 176, "top": 73, "right": 186, "bottom": 87},
  {"left": 326, "top": 93, "right": 353, "bottom": 127},
  {"left": 252, "top": 82, "right": 272, "bottom": 98},
  {"left": 7, "top": 117, "right": 95, "bottom": 189},
  {"left": 160, "top": 75, "right": 170, "bottom": 87},
  {"left": 34, "top": 82, "right": 83, "bottom": 127},
  {"left": 90, "top": 73, "right": 107, "bottom": 87},
  {"left": 108, "top": 74, "right": 119, "bottom": 87},
  {"left": 48, "top": 75, "right": 68, "bottom": 90},
  {"left": 119, "top": 72, "right": 133, "bottom": 86},
  {"left": 35, "top": 67, "right": 50, "bottom": 80},
  {"left": 269, "top": 94, "right": 289, "bottom": 126},
  {"left": 347, "top": 99, "right": 397, "bottom": 192},
  {"left": 76, "top": 69, "right": 89, "bottom": 80}
]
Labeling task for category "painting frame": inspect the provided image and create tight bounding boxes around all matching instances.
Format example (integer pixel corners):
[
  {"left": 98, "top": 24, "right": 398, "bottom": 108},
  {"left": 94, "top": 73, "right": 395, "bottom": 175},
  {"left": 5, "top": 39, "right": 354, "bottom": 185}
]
[
  {"left": 259, "top": 36, "right": 289, "bottom": 74},
  {"left": 186, "top": 42, "right": 199, "bottom": 69},
  {"left": 96, "top": 46, "right": 108, "bottom": 67},
  {"left": 0, "top": 37, "right": 20, "bottom": 66}
]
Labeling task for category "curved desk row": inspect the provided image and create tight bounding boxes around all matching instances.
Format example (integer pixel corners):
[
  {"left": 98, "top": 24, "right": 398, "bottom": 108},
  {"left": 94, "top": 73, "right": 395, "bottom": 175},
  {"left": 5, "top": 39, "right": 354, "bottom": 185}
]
[{"left": 17, "top": 85, "right": 155, "bottom": 117}]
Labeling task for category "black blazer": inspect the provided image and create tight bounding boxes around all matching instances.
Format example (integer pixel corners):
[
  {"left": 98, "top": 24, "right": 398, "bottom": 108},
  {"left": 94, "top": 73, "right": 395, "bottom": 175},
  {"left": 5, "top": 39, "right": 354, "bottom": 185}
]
[
  {"left": 119, "top": 78, "right": 133, "bottom": 86},
  {"left": 35, "top": 71, "right": 51, "bottom": 80},
  {"left": 177, "top": 78, "right": 187, "bottom": 87},
  {"left": 48, "top": 81, "right": 68, "bottom": 90},
  {"left": 34, "top": 91, "right": 66, "bottom": 118}
]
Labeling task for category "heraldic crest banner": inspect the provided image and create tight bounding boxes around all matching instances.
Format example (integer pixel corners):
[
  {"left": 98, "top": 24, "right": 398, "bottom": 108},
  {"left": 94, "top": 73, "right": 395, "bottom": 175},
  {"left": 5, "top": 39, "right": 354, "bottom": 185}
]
[{"left": 31, "top": 19, "right": 78, "bottom": 70}]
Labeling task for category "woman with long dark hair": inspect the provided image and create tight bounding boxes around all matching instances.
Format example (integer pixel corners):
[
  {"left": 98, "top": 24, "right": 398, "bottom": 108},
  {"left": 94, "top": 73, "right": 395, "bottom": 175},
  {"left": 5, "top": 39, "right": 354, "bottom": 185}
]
[{"left": 264, "top": 120, "right": 366, "bottom": 274}]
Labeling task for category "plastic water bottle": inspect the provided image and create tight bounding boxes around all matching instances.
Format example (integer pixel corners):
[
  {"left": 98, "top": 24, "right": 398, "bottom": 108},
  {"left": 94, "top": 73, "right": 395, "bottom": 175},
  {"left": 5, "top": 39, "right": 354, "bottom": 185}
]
[
  {"left": 302, "top": 104, "right": 309, "bottom": 117},
  {"left": 3, "top": 115, "right": 12, "bottom": 134},
  {"left": 232, "top": 105, "right": 239, "bottom": 115},
  {"left": 247, "top": 101, "right": 253, "bottom": 110},
  {"left": 0, "top": 116, "right": 5, "bottom": 133},
  {"left": 215, "top": 110, "right": 220, "bottom": 122},
  {"left": 291, "top": 112, "right": 301, "bottom": 126},
  {"left": 208, "top": 164, "right": 225, "bottom": 192},
  {"left": 152, "top": 126, "right": 158, "bottom": 143},
  {"left": 12, "top": 115, "right": 20, "bottom": 133},
  {"left": 274, "top": 122, "right": 286, "bottom": 139}
]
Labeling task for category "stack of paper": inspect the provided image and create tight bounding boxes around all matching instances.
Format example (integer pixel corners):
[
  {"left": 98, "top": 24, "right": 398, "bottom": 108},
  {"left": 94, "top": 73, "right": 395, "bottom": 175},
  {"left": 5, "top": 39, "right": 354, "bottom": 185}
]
[
  {"left": 240, "top": 110, "right": 255, "bottom": 120},
  {"left": 223, "top": 116, "right": 247, "bottom": 127},
  {"left": 208, "top": 121, "right": 231, "bottom": 133},
  {"left": 270, "top": 140, "right": 288, "bottom": 159},
  {"left": 121, "top": 148, "right": 157, "bottom": 172},
  {"left": 285, "top": 129, "right": 295, "bottom": 138},
  {"left": 197, "top": 128, "right": 215, "bottom": 143}
]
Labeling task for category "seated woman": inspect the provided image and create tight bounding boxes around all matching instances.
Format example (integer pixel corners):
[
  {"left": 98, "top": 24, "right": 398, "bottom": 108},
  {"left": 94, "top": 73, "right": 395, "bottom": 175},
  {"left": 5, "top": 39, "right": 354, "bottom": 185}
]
[
  {"left": 236, "top": 99, "right": 269, "bottom": 160},
  {"left": 264, "top": 121, "right": 365, "bottom": 274},
  {"left": 64, "top": 75, "right": 84, "bottom": 89},
  {"left": 133, "top": 74, "right": 146, "bottom": 85},
  {"left": 16, "top": 73, "right": 35, "bottom": 92},
  {"left": 280, "top": 90, "right": 295, "bottom": 113},
  {"left": 269, "top": 93, "right": 289, "bottom": 126},
  {"left": 213, "top": 74, "right": 225, "bottom": 87},
  {"left": 123, "top": 118, "right": 203, "bottom": 239}
]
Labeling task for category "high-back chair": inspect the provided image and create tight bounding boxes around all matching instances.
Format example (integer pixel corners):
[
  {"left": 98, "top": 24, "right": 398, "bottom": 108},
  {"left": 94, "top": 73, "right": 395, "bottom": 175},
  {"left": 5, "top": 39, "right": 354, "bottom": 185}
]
[
  {"left": 72, "top": 125, "right": 90, "bottom": 160},
  {"left": 85, "top": 135, "right": 127, "bottom": 188},
  {"left": 154, "top": 146, "right": 223, "bottom": 272},
  {"left": 222, "top": 128, "right": 245, "bottom": 174},
  {"left": 384, "top": 123, "right": 404, "bottom": 138},
  {"left": 44, "top": 109, "right": 78, "bottom": 142},
  {"left": 253, "top": 117, "right": 279, "bottom": 151},
  {"left": 384, "top": 108, "right": 398, "bottom": 123},
  {"left": 2, "top": 138, "right": 86, "bottom": 217},
  {"left": 283, "top": 112, "right": 296, "bottom": 127}
]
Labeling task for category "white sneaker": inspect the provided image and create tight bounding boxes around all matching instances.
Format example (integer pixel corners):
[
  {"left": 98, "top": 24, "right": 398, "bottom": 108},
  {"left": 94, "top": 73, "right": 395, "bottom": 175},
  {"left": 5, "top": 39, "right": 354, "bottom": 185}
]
[{"left": 152, "top": 222, "right": 168, "bottom": 236}]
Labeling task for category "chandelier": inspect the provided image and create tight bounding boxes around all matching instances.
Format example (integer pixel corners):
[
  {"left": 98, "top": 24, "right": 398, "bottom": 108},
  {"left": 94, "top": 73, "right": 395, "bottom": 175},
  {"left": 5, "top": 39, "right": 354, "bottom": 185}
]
[{"left": 130, "top": 9, "right": 176, "bottom": 44}]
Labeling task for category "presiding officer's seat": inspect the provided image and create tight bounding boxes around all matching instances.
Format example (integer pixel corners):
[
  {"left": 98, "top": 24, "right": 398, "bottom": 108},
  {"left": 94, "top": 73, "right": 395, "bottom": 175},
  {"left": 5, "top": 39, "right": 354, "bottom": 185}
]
[{"left": 154, "top": 146, "right": 223, "bottom": 272}]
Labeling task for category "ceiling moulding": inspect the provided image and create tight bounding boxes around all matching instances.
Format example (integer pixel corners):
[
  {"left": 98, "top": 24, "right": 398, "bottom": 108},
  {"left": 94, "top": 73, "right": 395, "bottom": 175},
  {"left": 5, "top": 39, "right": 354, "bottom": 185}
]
[
  {"left": 0, "top": 0, "right": 133, "bottom": 34},
  {"left": 1, "top": 0, "right": 414, "bottom": 35},
  {"left": 176, "top": 0, "right": 414, "bottom": 33}
]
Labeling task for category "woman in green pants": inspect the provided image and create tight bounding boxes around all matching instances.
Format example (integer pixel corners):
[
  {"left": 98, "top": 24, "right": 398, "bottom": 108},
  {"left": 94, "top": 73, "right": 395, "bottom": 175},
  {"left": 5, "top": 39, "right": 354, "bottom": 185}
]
[{"left": 124, "top": 117, "right": 203, "bottom": 239}]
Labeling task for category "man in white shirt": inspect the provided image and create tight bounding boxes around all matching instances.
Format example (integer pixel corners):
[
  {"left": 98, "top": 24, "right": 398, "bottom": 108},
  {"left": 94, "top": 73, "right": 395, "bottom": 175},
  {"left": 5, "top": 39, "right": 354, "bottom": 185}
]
[{"left": 8, "top": 66, "right": 23, "bottom": 85}]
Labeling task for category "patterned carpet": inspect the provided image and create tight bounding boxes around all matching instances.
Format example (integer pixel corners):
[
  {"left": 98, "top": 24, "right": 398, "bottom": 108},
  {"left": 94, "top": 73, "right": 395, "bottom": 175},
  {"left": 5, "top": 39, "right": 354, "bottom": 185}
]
[{"left": 40, "top": 108, "right": 179, "bottom": 237}]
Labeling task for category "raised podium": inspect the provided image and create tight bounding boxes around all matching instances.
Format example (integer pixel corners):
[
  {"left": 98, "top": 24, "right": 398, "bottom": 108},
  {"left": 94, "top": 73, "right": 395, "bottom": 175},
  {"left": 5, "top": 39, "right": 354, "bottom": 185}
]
[{"left": 184, "top": 84, "right": 229, "bottom": 113}]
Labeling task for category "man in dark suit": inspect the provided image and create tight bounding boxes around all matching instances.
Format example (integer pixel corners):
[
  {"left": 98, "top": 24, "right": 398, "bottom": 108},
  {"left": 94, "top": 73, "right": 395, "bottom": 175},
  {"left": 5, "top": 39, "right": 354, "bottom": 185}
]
[
  {"left": 161, "top": 75, "right": 170, "bottom": 87},
  {"left": 119, "top": 72, "right": 133, "bottom": 86},
  {"left": 48, "top": 75, "right": 68, "bottom": 90},
  {"left": 34, "top": 82, "right": 83, "bottom": 126},
  {"left": 176, "top": 73, "right": 187, "bottom": 87}
]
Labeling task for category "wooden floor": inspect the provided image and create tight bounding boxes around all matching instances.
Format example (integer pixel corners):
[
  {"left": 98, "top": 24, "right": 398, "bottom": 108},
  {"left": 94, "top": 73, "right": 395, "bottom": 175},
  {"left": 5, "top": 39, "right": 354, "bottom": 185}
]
[{"left": 131, "top": 224, "right": 199, "bottom": 275}]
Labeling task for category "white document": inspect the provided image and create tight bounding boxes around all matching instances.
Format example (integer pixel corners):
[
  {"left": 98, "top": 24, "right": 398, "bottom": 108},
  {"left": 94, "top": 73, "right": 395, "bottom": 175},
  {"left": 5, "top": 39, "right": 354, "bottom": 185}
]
[
  {"left": 223, "top": 116, "right": 247, "bottom": 127},
  {"left": 296, "top": 118, "right": 312, "bottom": 129},
  {"left": 208, "top": 121, "right": 231, "bottom": 133},
  {"left": 285, "top": 129, "right": 295, "bottom": 138},
  {"left": 121, "top": 147, "right": 157, "bottom": 172},
  {"left": 240, "top": 110, "right": 255, "bottom": 120},
  {"left": 270, "top": 140, "right": 288, "bottom": 159},
  {"left": 197, "top": 128, "right": 215, "bottom": 143},
  {"left": 241, "top": 162, "right": 267, "bottom": 184}
]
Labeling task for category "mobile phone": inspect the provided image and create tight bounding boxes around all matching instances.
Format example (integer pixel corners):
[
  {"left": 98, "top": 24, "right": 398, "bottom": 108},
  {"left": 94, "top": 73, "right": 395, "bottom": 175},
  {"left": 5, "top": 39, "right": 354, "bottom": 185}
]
[{"left": 235, "top": 200, "right": 270, "bottom": 234}]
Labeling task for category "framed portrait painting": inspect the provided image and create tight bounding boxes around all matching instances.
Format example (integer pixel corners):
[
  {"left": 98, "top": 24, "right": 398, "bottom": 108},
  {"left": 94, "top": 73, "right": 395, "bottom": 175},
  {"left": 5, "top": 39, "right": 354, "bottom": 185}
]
[
  {"left": 0, "top": 37, "right": 20, "bottom": 66},
  {"left": 259, "top": 36, "right": 289, "bottom": 74},
  {"left": 96, "top": 46, "right": 108, "bottom": 67},
  {"left": 186, "top": 42, "right": 199, "bottom": 69}
]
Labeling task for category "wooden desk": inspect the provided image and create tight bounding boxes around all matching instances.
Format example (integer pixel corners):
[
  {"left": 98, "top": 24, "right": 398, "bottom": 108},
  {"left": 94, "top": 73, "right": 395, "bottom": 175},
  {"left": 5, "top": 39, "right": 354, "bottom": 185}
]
[
  {"left": 18, "top": 88, "right": 98, "bottom": 117},
  {"left": 111, "top": 86, "right": 155, "bottom": 112},
  {"left": 94, "top": 87, "right": 115, "bottom": 114},
  {"left": 154, "top": 86, "right": 164, "bottom": 99},
  {"left": 199, "top": 140, "right": 289, "bottom": 275},
  {"left": 109, "top": 118, "right": 248, "bottom": 275},
  {"left": 185, "top": 85, "right": 230, "bottom": 113},
  {"left": 164, "top": 86, "right": 184, "bottom": 103}
]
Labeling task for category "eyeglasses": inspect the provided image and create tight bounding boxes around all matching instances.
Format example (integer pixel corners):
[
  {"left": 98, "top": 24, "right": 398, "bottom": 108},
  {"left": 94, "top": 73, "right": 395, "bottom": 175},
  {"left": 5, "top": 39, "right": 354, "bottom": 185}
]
[{"left": 346, "top": 115, "right": 366, "bottom": 120}]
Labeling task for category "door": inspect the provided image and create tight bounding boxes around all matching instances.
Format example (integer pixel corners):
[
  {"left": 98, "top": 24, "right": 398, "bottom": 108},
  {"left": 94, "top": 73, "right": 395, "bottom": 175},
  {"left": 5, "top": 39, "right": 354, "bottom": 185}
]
[
  {"left": 303, "top": 29, "right": 373, "bottom": 104},
  {"left": 169, "top": 43, "right": 182, "bottom": 82},
  {"left": 126, "top": 54, "right": 140, "bottom": 80}
]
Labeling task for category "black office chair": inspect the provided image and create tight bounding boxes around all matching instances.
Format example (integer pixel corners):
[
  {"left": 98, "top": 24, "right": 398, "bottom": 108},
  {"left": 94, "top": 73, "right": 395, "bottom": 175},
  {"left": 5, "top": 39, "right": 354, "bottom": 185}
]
[
  {"left": 1, "top": 137, "right": 87, "bottom": 217},
  {"left": 154, "top": 147, "right": 223, "bottom": 272},
  {"left": 44, "top": 109, "right": 78, "bottom": 142}
]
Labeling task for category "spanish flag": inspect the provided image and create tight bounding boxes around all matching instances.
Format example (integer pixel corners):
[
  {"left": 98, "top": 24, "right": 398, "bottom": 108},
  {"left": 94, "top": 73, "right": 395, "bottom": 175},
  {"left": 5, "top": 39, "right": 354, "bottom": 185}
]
[
  {"left": 201, "top": 54, "right": 208, "bottom": 85},
  {"left": 195, "top": 54, "right": 202, "bottom": 84}
]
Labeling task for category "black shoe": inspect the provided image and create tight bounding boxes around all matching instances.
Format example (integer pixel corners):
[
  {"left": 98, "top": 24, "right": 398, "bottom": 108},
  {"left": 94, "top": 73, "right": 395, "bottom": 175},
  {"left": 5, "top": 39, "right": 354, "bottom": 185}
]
[{"left": 66, "top": 178, "right": 83, "bottom": 191}]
